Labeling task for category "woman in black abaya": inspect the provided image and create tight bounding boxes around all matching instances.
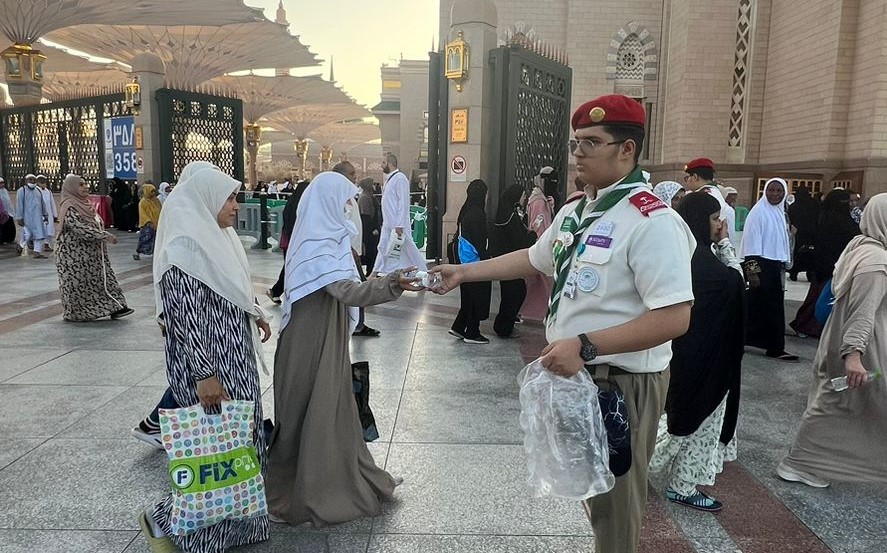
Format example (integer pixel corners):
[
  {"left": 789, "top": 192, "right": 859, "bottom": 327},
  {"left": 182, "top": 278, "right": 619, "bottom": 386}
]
[
  {"left": 490, "top": 184, "right": 533, "bottom": 337},
  {"left": 790, "top": 189, "right": 860, "bottom": 337},
  {"left": 649, "top": 192, "right": 745, "bottom": 513},
  {"left": 449, "top": 179, "right": 492, "bottom": 344}
]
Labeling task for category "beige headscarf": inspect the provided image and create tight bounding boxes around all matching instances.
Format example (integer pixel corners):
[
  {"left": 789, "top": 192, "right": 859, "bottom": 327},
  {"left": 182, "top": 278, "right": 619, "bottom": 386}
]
[
  {"left": 58, "top": 174, "right": 97, "bottom": 231},
  {"left": 831, "top": 193, "right": 887, "bottom": 300}
]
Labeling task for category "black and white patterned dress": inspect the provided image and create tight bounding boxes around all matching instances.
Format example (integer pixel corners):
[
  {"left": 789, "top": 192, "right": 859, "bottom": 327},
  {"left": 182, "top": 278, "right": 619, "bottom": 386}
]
[
  {"left": 152, "top": 266, "right": 269, "bottom": 553},
  {"left": 55, "top": 209, "right": 127, "bottom": 321}
]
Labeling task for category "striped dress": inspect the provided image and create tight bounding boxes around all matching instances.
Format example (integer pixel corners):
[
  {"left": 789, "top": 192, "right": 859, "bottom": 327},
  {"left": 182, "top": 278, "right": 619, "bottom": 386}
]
[{"left": 152, "top": 266, "right": 269, "bottom": 553}]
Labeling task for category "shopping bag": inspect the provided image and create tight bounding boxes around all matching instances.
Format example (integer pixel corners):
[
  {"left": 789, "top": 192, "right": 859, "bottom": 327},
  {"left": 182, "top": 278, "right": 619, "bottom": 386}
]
[
  {"left": 159, "top": 400, "right": 267, "bottom": 536},
  {"left": 351, "top": 361, "right": 379, "bottom": 442},
  {"left": 386, "top": 228, "right": 405, "bottom": 259},
  {"left": 518, "top": 359, "right": 615, "bottom": 500}
]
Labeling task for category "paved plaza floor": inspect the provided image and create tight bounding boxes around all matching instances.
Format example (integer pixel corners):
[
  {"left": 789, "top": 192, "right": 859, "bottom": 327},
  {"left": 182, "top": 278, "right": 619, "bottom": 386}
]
[{"left": 0, "top": 233, "right": 885, "bottom": 553}]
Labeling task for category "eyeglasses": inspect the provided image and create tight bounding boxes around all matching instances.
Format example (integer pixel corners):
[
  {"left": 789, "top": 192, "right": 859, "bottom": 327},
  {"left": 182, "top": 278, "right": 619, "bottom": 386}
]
[{"left": 569, "top": 138, "right": 626, "bottom": 156}]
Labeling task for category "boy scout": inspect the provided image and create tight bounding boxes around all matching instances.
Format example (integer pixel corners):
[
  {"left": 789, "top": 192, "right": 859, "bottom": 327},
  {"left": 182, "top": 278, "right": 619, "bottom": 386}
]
[
  {"left": 684, "top": 157, "right": 737, "bottom": 243},
  {"left": 433, "top": 94, "right": 695, "bottom": 553}
]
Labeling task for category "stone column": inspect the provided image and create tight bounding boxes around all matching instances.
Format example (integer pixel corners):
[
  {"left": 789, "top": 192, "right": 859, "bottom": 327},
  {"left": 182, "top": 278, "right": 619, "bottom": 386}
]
[
  {"left": 442, "top": 0, "right": 498, "bottom": 241},
  {"left": 131, "top": 52, "right": 166, "bottom": 184},
  {"left": 245, "top": 123, "right": 261, "bottom": 188}
]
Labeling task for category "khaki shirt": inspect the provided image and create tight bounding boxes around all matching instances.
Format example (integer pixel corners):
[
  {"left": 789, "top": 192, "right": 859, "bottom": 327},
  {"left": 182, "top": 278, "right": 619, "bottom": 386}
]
[{"left": 528, "top": 183, "right": 696, "bottom": 373}]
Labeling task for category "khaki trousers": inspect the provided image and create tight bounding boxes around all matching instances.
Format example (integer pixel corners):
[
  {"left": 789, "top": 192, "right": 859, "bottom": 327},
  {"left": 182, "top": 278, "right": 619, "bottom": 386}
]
[{"left": 584, "top": 367, "right": 669, "bottom": 553}]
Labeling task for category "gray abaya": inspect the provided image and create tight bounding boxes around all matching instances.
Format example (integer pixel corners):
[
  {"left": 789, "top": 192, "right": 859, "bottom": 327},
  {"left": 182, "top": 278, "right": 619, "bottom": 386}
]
[
  {"left": 267, "top": 274, "right": 402, "bottom": 526},
  {"left": 782, "top": 271, "right": 887, "bottom": 482}
]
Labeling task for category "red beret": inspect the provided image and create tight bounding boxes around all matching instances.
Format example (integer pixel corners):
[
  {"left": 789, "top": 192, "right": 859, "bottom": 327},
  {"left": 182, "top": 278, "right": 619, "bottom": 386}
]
[
  {"left": 684, "top": 158, "right": 715, "bottom": 172},
  {"left": 571, "top": 94, "right": 646, "bottom": 131}
]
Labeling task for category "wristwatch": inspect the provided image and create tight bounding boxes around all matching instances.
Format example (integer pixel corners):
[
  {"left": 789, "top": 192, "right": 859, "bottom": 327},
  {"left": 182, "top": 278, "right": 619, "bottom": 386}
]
[{"left": 578, "top": 334, "right": 598, "bottom": 363}]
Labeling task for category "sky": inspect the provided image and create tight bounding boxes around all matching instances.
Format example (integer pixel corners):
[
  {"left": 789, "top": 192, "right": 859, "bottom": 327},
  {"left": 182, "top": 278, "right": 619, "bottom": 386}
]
[{"left": 250, "top": 0, "right": 440, "bottom": 108}]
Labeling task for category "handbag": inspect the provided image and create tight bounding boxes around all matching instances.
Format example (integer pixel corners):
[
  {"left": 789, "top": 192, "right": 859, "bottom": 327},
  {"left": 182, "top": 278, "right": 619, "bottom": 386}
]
[
  {"left": 159, "top": 400, "right": 267, "bottom": 535},
  {"left": 351, "top": 362, "right": 379, "bottom": 442},
  {"left": 815, "top": 278, "right": 834, "bottom": 324}
]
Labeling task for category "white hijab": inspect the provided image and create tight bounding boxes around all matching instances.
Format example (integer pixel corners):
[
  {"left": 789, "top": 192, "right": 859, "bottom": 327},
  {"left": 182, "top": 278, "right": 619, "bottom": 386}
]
[
  {"left": 153, "top": 162, "right": 261, "bottom": 321},
  {"left": 282, "top": 171, "right": 361, "bottom": 332},
  {"left": 740, "top": 177, "right": 791, "bottom": 262},
  {"left": 653, "top": 181, "right": 684, "bottom": 207},
  {"left": 157, "top": 181, "right": 171, "bottom": 203}
]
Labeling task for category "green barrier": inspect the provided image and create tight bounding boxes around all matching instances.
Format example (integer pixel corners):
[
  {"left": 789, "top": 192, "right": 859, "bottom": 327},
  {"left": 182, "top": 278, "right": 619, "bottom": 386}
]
[
  {"left": 735, "top": 206, "right": 749, "bottom": 232},
  {"left": 245, "top": 198, "right": 288, "bottom": 209},
  {"left": 410, "top": 205, "right": 427, "bottom": 249}
]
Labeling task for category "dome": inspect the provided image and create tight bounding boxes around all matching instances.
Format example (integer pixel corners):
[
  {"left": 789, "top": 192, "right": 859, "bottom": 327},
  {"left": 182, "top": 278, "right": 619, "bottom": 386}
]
[
  {"left": 451, "top": 0, "right": 497, "bottom": 27},
  {"left": 130, "top": 51, "right": 166, "bottom": 75}
]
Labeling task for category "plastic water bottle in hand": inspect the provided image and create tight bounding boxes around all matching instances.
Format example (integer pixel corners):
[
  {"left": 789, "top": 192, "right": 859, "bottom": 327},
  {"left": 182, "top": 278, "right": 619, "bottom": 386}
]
[
  {"left": 828, "top": 370, "right": 882, "bottom": 392},
  {"left": 403, "top": 269, "right": 442, "bottom": 290}
]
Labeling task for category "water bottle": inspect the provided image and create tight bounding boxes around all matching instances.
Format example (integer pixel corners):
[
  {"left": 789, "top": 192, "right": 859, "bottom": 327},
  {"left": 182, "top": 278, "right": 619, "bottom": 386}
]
[
  {"left": 403, "top": 270, "right": 442, "bottom": 290},
  {"left": 828, "top": 370, "right": 882, "bottom": 391}
]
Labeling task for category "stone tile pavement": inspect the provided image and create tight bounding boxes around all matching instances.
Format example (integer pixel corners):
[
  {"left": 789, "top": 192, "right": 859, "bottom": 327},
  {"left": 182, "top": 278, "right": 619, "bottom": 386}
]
[{"left": 0, "top": 235, "right": 884, "bottom": 553}]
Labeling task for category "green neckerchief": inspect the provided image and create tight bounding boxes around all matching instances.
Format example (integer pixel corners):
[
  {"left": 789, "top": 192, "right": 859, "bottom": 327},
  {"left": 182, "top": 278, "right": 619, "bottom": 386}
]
[{"left": 546, "top": 165, "right": 647, "bottom": 325}]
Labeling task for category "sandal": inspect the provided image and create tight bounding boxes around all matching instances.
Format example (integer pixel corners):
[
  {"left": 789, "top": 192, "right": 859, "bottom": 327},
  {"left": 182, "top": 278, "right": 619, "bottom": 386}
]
[
  {"left": 766, "top": 351, "right": 799, "bottom": 362},
  {"left": 666, "top": 488, "right": 723, "bottom": 512},
  {"left": 138, "top": 512, "right": 177, "bottom": 553}
]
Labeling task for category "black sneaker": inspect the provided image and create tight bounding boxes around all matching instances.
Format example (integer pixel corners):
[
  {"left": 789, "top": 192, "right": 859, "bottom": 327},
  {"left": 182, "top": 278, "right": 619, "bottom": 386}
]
[
  {"left": 448, "top": 329, "right": 466, "bottom": 340},
  {"left": 463, "top": 334, "right": 490, "bottom": 345},
  {"left": 666, "top": 488, "right": 722, "bottom": 512},
  {"left": 131, "top": 424, "right": 163, "bottom": 449}
]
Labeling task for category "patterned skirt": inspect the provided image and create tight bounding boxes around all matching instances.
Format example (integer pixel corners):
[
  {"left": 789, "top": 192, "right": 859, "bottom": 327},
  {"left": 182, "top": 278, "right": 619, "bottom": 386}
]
[{"left": 648, "top": 396, "right": 738, "bottom": 495}]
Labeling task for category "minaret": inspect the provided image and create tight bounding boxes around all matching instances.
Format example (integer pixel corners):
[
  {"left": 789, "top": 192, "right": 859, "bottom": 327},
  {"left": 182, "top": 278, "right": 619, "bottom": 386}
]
[
  {"left": 275, "top": 1, "right": 290, "bottom": 76},
  {"left": 329, "top": 56, "right": 336, "bottom": 82}
]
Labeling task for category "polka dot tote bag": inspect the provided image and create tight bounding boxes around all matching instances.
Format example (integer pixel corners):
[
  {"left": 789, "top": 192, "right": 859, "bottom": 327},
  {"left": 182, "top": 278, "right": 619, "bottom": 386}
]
[{"left": 159, "top": 400, "right": 267, "bottom": 535}]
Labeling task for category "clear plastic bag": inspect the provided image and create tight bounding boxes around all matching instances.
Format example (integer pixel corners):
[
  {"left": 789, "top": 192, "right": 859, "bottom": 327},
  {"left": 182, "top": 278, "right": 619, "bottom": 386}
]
[{"left": 518, "top": 359, "right": 615, "bottom": 500}]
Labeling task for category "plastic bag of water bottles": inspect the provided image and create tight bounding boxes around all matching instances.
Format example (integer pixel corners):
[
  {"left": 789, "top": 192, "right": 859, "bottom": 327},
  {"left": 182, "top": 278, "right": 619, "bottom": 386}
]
[{"left": 518, "top": 359, "right": 615, "bottom": 500}]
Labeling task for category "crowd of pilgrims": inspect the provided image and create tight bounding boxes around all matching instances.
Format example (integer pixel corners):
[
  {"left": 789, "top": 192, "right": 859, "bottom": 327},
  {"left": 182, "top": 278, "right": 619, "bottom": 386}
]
[{"left": 3, "top": 152, "right": 884, "bottom": 552}]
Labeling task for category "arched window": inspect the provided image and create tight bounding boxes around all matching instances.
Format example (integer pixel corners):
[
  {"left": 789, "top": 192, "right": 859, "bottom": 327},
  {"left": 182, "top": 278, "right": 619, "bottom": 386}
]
[
  {"left": 616, "top": 34, "right": 646, "bottom": 81},
  {"left": 606, "top": 22, "right": 657, "bottom": 83}
]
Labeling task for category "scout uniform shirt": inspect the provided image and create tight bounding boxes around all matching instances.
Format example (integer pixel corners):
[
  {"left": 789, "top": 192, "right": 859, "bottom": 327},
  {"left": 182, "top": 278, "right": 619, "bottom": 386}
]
[{"left": 528, "top": 171, "right": 696, "bottom": 374}]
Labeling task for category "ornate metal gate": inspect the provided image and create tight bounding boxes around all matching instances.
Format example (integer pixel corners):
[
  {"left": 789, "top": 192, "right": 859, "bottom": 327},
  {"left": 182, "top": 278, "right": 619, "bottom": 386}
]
[
  {"left": 156, "top": 89, "right": 244, "bottom": 183},
  {"left": 487, "top": 42, "right": 572, "bottom": 218},
  {"left": 0, "top": 94, "right": 131, "bottom": 191}
]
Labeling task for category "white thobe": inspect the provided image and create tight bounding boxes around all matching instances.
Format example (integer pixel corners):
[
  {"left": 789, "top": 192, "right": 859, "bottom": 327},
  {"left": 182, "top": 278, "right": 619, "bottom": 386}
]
[
  {"left": 372, "top": 170, "right": 427, "bottom": 273},
  {"left": 40, "top": 187, "right": 58, "bottom": 238}
]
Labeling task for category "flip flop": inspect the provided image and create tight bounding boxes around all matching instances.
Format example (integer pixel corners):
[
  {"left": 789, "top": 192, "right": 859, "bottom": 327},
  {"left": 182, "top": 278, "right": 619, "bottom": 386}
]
[{"left": 767, "top": 351, "right": 799, "bottom": 361}]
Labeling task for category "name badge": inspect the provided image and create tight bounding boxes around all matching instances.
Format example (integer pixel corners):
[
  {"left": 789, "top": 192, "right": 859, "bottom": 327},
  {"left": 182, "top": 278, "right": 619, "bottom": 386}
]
[
  {"left": 594, "top": 221, "right": 615, "bottom": 237},
  {"left": 585, "top": 235, "right": 613, "bottom": 249}
]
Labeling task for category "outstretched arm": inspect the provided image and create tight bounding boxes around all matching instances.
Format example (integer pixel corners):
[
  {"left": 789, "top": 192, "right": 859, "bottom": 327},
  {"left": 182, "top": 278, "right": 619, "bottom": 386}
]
[{"left": 431, "top": 249, "right": 539, "bottom": 293}]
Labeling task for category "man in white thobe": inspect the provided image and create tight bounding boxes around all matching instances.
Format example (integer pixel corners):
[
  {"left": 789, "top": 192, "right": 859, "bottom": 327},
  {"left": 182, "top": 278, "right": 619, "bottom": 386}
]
[
  {"left": 371, "top": 153, "right": 427, "bottom": 275},
  {"left": 15, "top": 173, "right": 48, "bottom": 258},
  {"left": 36, "top": 174, "right": 58, "bottom": 250}
]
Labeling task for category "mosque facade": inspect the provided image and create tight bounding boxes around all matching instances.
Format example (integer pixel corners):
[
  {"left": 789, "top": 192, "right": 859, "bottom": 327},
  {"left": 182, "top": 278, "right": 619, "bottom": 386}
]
[{"left": 439, "top": 0, "right": 887, "bottom": 201}]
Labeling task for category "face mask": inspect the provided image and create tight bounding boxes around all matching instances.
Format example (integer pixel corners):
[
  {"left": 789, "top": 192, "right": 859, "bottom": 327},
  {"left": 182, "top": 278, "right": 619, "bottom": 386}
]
[{"left": 26, "top": 182, "right": 36, "bottom": 189}]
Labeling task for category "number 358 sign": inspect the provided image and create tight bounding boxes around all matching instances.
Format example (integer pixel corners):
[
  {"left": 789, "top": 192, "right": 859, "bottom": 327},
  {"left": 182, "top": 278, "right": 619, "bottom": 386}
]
[{"left": 104, "top": 116, "right": 137, "bottom": 179}]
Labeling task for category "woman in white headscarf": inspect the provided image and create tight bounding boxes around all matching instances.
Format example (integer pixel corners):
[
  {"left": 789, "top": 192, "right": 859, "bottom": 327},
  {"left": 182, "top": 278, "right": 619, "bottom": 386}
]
[
  {"left": 157, "top": 181, "right": 172, "bottom": 204},
  {"left": 653, "top": 181, "right": 686, "bottom": 209},
  {"left": 740, "top": 177, "right": 797, "bottom": 360},
  {"left": 778, "top": 193, "right": 887, "bottom": 488},
  {"left": 266, "top": 171, "right": 419, "bottom": 527},
  {"left": 139, "top": 161, "right": 272, "bottom": 553}
]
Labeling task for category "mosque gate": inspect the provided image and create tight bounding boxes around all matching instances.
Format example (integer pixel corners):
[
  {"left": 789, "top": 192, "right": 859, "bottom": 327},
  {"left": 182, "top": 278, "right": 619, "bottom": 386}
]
[
  {"left": 486, "top": 42, "right": 572, "bottom": 217},
  {"left": 0, "top": 94, "right": 132, "bottom": 192},
  {"left": 156, "top": 89, "right": 244, "bottom": 184}
]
